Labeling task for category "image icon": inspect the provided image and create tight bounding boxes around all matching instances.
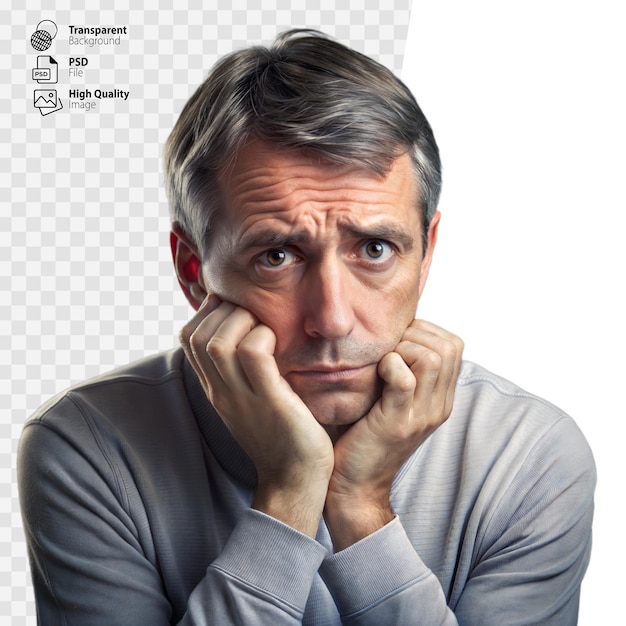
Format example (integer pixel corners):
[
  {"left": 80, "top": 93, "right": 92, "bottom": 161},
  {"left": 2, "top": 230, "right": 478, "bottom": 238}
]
[
  {"left": 32, "top": 56, "right": 58, "bottom": 84},
  {"left": 33, "top": 89, "right": 63, "bottom": 116},
  {"left": 30, "top": 20, "right": 58, "bottom": 51}
]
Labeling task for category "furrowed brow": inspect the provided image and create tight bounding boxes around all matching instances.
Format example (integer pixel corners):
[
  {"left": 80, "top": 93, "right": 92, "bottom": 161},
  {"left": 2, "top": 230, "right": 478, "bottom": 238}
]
[
  {"left": 235, "top": 230, "right": 310, "bottom": 255},
  {"left": 234, "top": 222, "right": 416, "bottom": 256}
]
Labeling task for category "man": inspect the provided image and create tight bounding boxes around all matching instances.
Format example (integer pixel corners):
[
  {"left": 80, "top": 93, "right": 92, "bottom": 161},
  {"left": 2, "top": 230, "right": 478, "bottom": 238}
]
[{"left": 19, "top": 30, "right": 595, "bottom": 624}]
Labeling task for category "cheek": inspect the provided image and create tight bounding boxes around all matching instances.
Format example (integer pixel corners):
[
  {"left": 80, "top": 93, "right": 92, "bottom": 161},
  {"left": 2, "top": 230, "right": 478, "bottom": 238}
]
[
  {"left": 356, "top": 301, "right": 411, "bottom": 356},
  {"left": 237, "top": 289, "right": 302, "bottom": 347},
  {"left": 358, "top": 274, "right": 421, "bottom": 333}
]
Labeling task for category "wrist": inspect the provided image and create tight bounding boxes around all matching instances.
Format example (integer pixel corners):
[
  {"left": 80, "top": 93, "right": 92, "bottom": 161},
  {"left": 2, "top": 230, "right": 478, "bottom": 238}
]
[
  {"left": 324, "top": 492, "right": 394, "bottom": 551},
  {"left": 253, "top": 475, "right": 330, "bottom": 538}
]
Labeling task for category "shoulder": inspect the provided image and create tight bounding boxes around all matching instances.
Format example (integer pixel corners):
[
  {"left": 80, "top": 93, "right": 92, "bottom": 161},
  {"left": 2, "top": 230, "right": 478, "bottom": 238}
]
[
  {"left": 18, "top": 348, "right": 203, "bottom": 504},
  {"left": 19, "top": 348, "right": 195, "bottom": 470},
  {"left": 450, "top": 360, "right": 595, "bottom": 493},
  {"left": 24, "top": 348, "right": 187, "bottom": 429},
  {"left": 455, "top": 360, "right": 589, "bottom": 442},
  {"left": 457, "top": 360, "right": 568, "bottom": 416}
]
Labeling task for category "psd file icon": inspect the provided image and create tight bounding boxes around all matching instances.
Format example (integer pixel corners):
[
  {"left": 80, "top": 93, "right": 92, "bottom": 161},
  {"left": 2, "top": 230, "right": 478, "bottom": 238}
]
[
  {"left": 33, "top": 89, "right": 63, "bottom": 116},
  {"left": 32, "top": 56, "right": 58, "bottom": 84}
]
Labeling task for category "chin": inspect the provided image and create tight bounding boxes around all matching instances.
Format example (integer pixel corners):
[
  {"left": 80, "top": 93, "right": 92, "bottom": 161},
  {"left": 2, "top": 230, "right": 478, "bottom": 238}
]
[{"left": 297, "top": 386, "right": 380, "bottom": 428}]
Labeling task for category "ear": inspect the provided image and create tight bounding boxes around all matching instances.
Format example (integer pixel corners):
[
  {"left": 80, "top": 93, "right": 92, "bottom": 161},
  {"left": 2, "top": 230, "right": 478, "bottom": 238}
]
[
  {"left": 417, "top": 210, "right": 441, "bottom": 299},
  {"left": 170, "top": 223, "right": 207, "bottom": 310}
]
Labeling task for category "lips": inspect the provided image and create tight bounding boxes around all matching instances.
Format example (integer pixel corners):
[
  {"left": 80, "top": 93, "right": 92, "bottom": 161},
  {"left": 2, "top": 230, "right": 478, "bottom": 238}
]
[{"left": 286, "top": 365, "right": 370, "bottom": 384}]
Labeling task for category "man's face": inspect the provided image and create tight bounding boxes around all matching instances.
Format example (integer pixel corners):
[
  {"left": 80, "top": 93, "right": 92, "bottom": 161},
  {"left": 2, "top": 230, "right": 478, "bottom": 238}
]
[{"left": 201, "top": 140, "right": 436, "bottom": 432}]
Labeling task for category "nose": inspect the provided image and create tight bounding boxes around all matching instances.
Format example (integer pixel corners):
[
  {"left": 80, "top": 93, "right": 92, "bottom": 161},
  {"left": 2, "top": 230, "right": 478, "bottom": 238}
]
[{"left": 302, "top": 257, "right": 356, "bottom": 339}]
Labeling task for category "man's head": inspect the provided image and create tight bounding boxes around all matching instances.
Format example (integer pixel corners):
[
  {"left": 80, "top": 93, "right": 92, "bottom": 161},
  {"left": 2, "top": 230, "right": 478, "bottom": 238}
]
[
  {"left": 165, "top": 29, "right": 441, "bottom": 260},
  {"left": 167, "top": 30, "right": 443, "bottom": 429}
]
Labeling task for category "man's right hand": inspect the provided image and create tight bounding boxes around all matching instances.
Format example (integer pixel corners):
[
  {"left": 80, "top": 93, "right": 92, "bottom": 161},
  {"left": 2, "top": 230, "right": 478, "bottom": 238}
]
[{"left": 180, "top": 295, "right": 334, "bottom": 537}]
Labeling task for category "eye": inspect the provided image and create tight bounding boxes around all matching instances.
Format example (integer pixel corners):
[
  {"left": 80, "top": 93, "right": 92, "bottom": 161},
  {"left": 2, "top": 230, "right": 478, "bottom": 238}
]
[
  {"left": 257, "top": 248, "right": 298, "bottom": 269},
  {"left": 362, "top": 239, "right": 393, "bottom": 261}
]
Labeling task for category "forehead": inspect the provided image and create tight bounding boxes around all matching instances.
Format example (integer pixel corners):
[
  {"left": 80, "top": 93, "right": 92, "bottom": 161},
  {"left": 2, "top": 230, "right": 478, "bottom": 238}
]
[{"left": 216, "top": 139, "right": 420, "bottom": 242}]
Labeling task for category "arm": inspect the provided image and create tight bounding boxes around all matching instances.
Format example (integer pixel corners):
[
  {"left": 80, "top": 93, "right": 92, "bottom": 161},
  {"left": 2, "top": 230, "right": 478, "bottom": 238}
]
[
  {"left": 320, "top": 446, "right": 594, "bottom": 626},
  {"left": 317, "top": 320, "right": 593, "bottom": 624},
  {"left": 19, "top": 401, "right": 328, "bottom": 625}
]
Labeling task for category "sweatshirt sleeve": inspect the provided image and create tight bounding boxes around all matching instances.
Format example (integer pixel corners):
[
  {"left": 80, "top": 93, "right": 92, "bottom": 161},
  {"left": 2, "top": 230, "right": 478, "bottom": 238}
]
[
  {"left": 18, "top": 408, "right": 326, "bottom": 625},
  {"left": 181, "top": 509, "right": 327, "bottom": 624}
]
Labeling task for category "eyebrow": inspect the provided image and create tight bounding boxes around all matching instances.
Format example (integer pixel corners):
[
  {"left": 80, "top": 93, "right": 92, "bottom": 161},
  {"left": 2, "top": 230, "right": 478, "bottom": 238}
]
[
  {"left": 346, "top": 224, "right": 415, "bottom": 250},
  {"left": 235, "top": 222, "right": 415, "bottom": 255},
  {"left": 235, "top": 231, "right": 310, "bottom": 255}
]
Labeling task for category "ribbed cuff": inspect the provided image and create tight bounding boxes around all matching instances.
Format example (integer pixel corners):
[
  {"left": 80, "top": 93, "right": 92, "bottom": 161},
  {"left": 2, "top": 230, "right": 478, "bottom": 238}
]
[
  {"left": 318, "top": 516, "right": 430, "bottom": 617},
  {"left": 211, "top": 509, "right": 328, "bottom": 611}
]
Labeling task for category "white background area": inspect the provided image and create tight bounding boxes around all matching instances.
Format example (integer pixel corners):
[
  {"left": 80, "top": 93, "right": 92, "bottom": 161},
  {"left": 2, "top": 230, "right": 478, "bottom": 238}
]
[{"left": 404, "top": 1, "right": 625, "bottom": 622}]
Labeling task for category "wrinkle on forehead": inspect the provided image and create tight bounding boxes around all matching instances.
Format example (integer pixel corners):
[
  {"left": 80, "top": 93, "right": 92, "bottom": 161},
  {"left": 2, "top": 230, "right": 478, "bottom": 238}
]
[
  {"left": 228, "top": 169, "right": 396, "bottom": 218},
  {"left": 219, "top": 140, "right": 418, "bottom": 229}
]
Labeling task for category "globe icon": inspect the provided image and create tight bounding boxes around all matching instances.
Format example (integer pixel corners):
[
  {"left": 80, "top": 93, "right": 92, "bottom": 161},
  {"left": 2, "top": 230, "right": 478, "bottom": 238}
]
[{"left": 31, "top": 29, "right": 52, "bottom": 51}]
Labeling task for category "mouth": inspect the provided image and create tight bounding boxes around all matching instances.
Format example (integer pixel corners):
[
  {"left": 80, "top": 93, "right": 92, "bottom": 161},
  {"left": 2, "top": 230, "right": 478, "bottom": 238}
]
[{"left": 286, "top": 365, "right": 371, "bottom": 385}]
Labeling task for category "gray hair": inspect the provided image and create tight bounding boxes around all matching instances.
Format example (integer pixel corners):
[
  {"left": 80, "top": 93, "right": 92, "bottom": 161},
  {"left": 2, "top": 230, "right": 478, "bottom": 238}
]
[{"left": 164, "top": 29, "right": 441, "bottom": 258}]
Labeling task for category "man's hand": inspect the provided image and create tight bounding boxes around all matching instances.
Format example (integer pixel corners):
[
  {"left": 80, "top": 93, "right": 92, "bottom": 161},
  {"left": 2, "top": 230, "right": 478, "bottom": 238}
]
[
  {"left": 325, "top": 320, "right": 464, "bottom": 550},
  {"left": 180, "top": 295, "right": 334, "bottom": 537}
]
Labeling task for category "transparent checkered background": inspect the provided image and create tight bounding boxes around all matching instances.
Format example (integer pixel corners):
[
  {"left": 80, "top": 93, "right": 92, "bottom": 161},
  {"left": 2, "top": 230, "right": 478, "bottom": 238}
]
[{"left": 1, "top": 0, "right": 412, "bottom": 620}]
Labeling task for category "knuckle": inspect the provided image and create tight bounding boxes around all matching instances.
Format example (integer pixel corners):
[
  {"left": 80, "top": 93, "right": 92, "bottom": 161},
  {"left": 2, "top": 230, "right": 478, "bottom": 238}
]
[
  {"left": 188, "top": 329, "right": 205, "bottom": 358},
  {"left": 396, "top": 369, "right": 416, "bottom": 394},
  {"left": 179, "top": 324, "right": 192, "bottom": 346},
  {"left": 403, "top": 323, "right": 422, "bottom": 342},
  {"left": 236, "top": 340, "right": 259, "bottom": 363},
  {"left": 438, "top": 339, "right": 458, "bottom": 363},
  {"left": 422, "top": 348, "right": 442, "bottom": 370},
  {"left": 206, "top": 334, "right": 229, "bottom": 361},
  {"left": 456, "top": 336, "right": 465, "bottom": 355},
  {"left": 210, "top": 393, "right": 229, "bottom": 416}
]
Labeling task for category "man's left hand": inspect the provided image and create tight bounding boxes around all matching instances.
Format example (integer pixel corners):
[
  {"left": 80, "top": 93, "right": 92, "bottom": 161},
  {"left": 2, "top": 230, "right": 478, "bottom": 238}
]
[{"left": 324, "top": 319, "right": 464, "bottom": 550}]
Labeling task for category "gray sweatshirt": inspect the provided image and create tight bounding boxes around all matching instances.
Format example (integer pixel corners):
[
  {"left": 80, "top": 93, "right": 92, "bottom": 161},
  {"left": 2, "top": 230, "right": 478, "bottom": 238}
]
[{"left": 18, "top": 348, "right": 595, "bottom": 624}]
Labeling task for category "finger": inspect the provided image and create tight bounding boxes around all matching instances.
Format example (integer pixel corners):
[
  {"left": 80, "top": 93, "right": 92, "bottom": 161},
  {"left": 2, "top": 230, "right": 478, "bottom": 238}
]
[
  {"left": 396, "top": 342, "right": 458, "bottom": 418},
  {"left": 179, "top": 295, "right": 223, "bottom": 379},
  {"left": 236, "top": 324, "right": 282, "bottom": 394},
  {"left": 204, "top": 306, "right": 258, "bottom": 389},
  {"left": 400, "top": 321, "right": 464, "bottom": 412},
  {"left": 395, "top": 340, "right": 443, "bottom": 391},
  {"left": 393, "top": 341, "right": 449, "bottom": 425},
  {"left": 404, "top": 319, "right": 464, "bottom": 375},
  {"left": 179, "top": 294, "right": 222, "bottom": 356},
  {"left": 403, "top": 318, "right": 456, "bottom": 339},
  {"left": 377, "top": 352, "right": 416, "bottom": 419},
  {"left": 185, "top": 299, "right": 236, "bottom": 387}
]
